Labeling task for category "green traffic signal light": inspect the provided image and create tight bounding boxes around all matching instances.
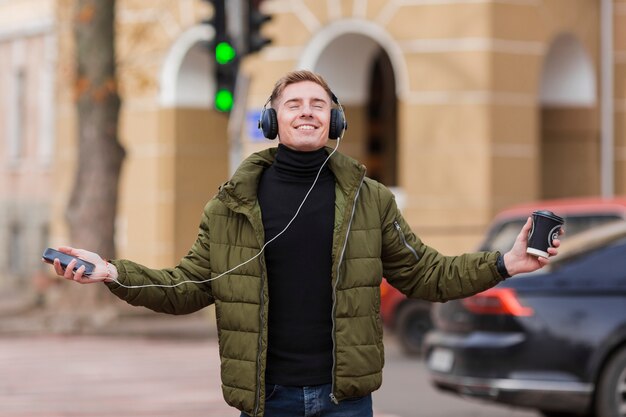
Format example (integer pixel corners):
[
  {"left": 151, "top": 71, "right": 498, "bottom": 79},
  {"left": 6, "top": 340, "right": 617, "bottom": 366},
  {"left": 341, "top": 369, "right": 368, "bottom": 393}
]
[
  {"left": 215, "top": 41, "right": 236, "bottom": 65},
  {"left": 215, "top": 89, "right": 234, "bottom": 112}
]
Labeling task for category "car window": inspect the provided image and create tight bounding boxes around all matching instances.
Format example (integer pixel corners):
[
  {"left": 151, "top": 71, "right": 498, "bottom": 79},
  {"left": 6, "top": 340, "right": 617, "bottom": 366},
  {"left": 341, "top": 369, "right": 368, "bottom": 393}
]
[
  {"left": 551, "top": 239, "right": 626, "bottom": 286},
  {"left": 563, "top": 215, "right": 624, "bottom": 235},
  {"left": 482, "top": 220, "right": 526, "bottom": 253},
  {"left": 480, "top": 214, "right": 623, "bottom": 253}
]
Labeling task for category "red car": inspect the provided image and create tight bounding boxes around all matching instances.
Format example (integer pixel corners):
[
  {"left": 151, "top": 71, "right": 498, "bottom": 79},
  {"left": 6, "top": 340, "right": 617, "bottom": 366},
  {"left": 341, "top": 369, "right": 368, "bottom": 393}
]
[
  {"left": 380, "top": 278, "right": 432, "bottom": 355},
  {"left": 478, "top": 196, "right": 626, "bottom": 254},
  {"left": 380, "top": 196, "right": 626, "bottom": 356}
]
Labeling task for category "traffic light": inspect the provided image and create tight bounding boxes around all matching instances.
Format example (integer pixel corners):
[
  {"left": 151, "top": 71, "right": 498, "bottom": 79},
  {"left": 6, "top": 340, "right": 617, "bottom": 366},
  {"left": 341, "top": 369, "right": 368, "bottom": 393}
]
[
  {"left": 204, "top": 0, "right": 238, "bottom": 112},
  {"left": 246, "top": 0, "right": 272, "bottom": 54},
  {"left": 202, "top": 0, "right": 272, "bottom": 111},
  {"left": 213, "top": 40, "right": 237, "bottom": 112}
]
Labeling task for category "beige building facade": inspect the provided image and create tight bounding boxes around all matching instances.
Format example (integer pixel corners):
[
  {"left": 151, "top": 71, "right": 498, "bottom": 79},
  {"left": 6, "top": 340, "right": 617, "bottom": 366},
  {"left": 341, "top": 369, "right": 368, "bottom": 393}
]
[
  {"left": 0, "top": 0, "right": 56, "bottom": 290},
  {"left": 36, "top": 0, "right": 626, "bottom": 280}
]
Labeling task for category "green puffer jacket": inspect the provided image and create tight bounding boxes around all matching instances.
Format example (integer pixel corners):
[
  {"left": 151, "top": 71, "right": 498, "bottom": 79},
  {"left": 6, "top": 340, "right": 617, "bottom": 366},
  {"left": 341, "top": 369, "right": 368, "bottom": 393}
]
[{"left": 107, "top": 146, "right": 505, "bottom": 417}]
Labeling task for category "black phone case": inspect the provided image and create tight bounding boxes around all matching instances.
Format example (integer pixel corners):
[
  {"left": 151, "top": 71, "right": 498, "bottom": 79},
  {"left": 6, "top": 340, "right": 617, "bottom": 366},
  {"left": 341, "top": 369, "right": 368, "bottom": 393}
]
[{"left": 42, "top": 248, "right": 95, "bottom": 275}]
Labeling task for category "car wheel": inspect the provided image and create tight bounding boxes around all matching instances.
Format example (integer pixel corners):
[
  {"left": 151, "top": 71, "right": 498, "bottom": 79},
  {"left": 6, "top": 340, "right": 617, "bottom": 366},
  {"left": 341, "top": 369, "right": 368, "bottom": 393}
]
[
  {"left": 395, "top": 301, "right": 432, "bottom": 356},
  {"left": 596, "top": 347, "right": 626, "bottom": 417}
]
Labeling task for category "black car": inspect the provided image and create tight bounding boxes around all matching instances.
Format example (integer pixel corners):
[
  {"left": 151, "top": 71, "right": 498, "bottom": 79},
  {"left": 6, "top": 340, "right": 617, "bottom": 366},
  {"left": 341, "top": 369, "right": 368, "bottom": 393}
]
[{"left": 424, "top": 221, "right": 626, "bottom": 417}]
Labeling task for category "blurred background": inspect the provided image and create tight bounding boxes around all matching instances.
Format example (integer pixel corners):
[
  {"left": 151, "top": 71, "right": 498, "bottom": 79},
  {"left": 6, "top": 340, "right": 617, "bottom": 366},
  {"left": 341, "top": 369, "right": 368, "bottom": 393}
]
[{"left": 0, "top": 1, "right": 625, "bottom": 416}]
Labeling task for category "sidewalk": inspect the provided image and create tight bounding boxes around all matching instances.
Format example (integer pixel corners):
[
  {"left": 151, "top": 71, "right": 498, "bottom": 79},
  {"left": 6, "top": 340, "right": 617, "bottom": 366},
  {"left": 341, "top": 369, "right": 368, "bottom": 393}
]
[
  {"left": 1, "top": 336, "right": 406, "bottom": 417},
  {"left": 0, "top": 335, "right": 232, "bottom": 417},
  {"left": 0, "top": 289, "right": 217, "bottom": 339}
]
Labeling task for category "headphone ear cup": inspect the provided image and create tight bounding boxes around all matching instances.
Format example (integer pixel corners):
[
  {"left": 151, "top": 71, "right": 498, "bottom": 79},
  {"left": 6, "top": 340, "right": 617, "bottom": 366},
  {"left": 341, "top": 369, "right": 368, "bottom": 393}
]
[
  {"left": 261, "top": 108, "right": 279, "bottom": 139},
  {"left": 329, "top": 108, "right": 346, "bottom": 139}
]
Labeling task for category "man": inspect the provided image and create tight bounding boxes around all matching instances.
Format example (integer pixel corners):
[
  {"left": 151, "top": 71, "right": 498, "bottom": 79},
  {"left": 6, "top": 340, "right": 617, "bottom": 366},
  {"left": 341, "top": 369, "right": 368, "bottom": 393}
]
[{"left": 49, "top": 70, "right": 560, "bottom": 417}]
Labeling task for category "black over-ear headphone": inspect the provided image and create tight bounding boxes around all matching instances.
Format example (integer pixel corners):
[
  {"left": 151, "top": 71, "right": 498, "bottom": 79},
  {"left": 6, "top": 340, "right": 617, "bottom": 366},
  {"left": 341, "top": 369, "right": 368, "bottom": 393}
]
[{"left": 258, "top": 93, "right": 348, "bottom": 140}]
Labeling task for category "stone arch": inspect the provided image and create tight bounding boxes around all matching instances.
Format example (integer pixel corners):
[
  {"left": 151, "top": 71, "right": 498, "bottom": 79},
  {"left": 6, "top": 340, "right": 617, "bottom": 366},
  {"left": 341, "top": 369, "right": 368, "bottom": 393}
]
[
  {"left": 539, "top": 33, "right": 598, "bottom": 198},
  {"left": 298, "top": 20, "right": 404, "bottom": 189},
  {"left": 155, "top": 24, "right": 229, "bottom": 261},
  {"left": 298, "top": 19, "right": 408, "bottom": 104},
  {"left": 540, "top": 33, "right": 596, "bottom": 107},
  {"left": 159, "top": 24, "right": 214, "bottom": 108}
]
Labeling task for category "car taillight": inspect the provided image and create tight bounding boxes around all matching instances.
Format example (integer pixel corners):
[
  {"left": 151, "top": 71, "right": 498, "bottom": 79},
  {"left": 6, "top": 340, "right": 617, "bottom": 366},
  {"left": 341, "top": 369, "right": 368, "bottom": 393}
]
[
  {"left": 380, "top": 280, "right": 390, "bottom": 298},
  {"left": 461, "top": 288, "right": 534, "bottom": 316}
]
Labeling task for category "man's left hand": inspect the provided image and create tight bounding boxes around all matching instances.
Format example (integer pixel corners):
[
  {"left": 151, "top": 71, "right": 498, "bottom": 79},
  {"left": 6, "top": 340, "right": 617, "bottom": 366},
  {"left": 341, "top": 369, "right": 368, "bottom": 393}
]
[{"left": 502, "top": 217, "right": 563, "bottom": 276}]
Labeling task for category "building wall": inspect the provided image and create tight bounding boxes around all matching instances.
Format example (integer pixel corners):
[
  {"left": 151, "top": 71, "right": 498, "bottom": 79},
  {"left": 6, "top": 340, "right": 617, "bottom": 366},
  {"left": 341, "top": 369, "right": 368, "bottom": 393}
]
[
  {"left": 240, "top": 0, "right": 606, "bottom": 253},
  {"left": 49, "top": 0, "right": 625, "bottom": 271},
  {"left": 490, "top": 1, "right": 601, "bottom": 206},
  {"left": 0, "top": 0, "right": 56, "bottom": 289}
]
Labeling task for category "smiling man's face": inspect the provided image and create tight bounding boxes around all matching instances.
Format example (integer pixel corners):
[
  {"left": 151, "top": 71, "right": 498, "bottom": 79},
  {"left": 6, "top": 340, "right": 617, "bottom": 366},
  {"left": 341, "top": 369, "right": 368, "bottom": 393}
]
[{"left": 275, "top": 81, "right": 331, "bottom": 151}]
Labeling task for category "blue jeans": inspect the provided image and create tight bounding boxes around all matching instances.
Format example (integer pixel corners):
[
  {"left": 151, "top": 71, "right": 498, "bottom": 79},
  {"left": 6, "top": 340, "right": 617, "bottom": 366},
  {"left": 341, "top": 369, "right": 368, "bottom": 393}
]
[{"left": 239, "top": 383, "right": 373, "bottom": 417}]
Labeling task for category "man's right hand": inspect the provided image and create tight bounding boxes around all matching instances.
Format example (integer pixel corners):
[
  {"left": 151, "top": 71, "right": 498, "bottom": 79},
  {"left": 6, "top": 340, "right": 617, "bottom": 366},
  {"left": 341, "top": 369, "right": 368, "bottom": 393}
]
[{"left": 46, "top": 246, "right": 118, "bottom": 284}]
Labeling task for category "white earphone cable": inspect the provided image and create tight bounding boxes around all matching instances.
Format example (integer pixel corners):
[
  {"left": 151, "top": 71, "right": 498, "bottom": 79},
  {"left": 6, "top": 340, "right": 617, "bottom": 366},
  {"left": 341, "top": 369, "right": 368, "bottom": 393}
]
[{"left": 111, "top": 130, "right": 345, "bottom": 290}]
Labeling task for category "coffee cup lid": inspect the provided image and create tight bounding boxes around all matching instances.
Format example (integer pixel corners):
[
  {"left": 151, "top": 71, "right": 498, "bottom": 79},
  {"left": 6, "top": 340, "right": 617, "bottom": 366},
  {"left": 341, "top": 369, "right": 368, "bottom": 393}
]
[{"left": 533, "top": 210, "right": 564, "bottom": 224}]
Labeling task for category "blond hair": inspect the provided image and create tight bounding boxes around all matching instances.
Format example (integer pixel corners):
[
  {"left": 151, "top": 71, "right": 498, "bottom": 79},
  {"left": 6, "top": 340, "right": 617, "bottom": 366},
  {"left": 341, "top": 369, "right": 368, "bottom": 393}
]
[{"left": 269, "top": 70, "right": 334, "bottom": 107}]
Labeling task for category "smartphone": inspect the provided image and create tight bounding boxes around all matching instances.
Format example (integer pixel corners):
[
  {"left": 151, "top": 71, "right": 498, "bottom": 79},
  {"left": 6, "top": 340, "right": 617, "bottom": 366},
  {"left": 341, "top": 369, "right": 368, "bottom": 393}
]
[{"left": 42, "top": 248, "right": 95, "bottom": 276}]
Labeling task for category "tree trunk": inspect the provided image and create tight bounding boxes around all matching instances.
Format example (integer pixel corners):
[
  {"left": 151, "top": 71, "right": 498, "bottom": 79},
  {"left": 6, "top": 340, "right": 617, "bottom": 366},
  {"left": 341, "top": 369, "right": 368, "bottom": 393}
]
[
  {"left": 67, "top": 0, "right": 125, "bottom": 259},
  {"left": 59, "top": 0, "right": 125, "bottom": 315}
]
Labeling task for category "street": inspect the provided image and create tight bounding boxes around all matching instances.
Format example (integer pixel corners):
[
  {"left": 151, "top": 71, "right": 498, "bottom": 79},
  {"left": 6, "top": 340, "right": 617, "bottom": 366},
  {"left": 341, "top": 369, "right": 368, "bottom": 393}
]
[
  {"left": 375, "top": 335, "right": 538, "bottom": 417},
  {"left": 0, "top": 333, "right": 539, "bottom": 417}
]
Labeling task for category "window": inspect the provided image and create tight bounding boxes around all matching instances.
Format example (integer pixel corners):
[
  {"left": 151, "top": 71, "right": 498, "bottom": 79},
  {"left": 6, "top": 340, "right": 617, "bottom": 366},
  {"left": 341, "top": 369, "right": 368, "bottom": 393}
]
[{"left": 8, "top": 68, "right": 27, "bottom": 163}]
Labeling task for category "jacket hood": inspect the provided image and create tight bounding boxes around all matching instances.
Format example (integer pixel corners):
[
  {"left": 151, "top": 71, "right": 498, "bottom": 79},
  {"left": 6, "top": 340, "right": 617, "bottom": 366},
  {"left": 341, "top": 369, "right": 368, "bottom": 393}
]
[{"left": 218, "top": 146, "right": 365, "bottom": 212}]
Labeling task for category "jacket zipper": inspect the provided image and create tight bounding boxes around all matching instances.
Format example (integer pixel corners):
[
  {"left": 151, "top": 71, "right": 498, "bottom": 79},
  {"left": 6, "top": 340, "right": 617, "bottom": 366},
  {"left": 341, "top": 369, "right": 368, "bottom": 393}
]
[
  {"left": 394, "top": 221, "right": 420, "bottom": 262},
  {"left": 253, "top": 266, "right": 266, "bottom": 416},
  {"left": 329, "top": 173, "right": 365, "bottom": 405}
]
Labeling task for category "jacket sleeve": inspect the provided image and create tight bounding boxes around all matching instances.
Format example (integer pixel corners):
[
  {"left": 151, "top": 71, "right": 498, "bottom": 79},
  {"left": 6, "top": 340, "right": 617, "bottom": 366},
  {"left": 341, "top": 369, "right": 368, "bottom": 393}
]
[
  {"left": 379, "top": 185, "right": 505, "bottom": 302},
  {"left": 105, "top": 207, "right": 214, "bottom": 315}
]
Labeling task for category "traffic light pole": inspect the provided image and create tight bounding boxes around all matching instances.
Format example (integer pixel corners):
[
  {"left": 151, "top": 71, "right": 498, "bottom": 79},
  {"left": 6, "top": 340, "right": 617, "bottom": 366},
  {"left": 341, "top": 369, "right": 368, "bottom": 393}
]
[
  {"left": 226, "top": 0, "right": 246, "bottom": 52},
  {"left": 227, "top": 73, "right": 250, "bottom": 175}
]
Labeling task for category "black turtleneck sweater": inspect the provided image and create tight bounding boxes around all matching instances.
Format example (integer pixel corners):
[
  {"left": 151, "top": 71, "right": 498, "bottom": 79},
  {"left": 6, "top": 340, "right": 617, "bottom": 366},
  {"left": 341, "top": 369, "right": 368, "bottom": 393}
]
[{"left": 258, "top": 144, "right": 336, "bottom": 386}]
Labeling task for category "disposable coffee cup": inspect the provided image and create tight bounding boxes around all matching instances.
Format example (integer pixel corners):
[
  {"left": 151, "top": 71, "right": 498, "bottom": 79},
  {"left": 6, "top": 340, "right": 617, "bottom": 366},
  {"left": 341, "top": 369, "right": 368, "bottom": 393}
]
[{"left": 526, "top": 210, "right": 564, "bottom": 258}]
